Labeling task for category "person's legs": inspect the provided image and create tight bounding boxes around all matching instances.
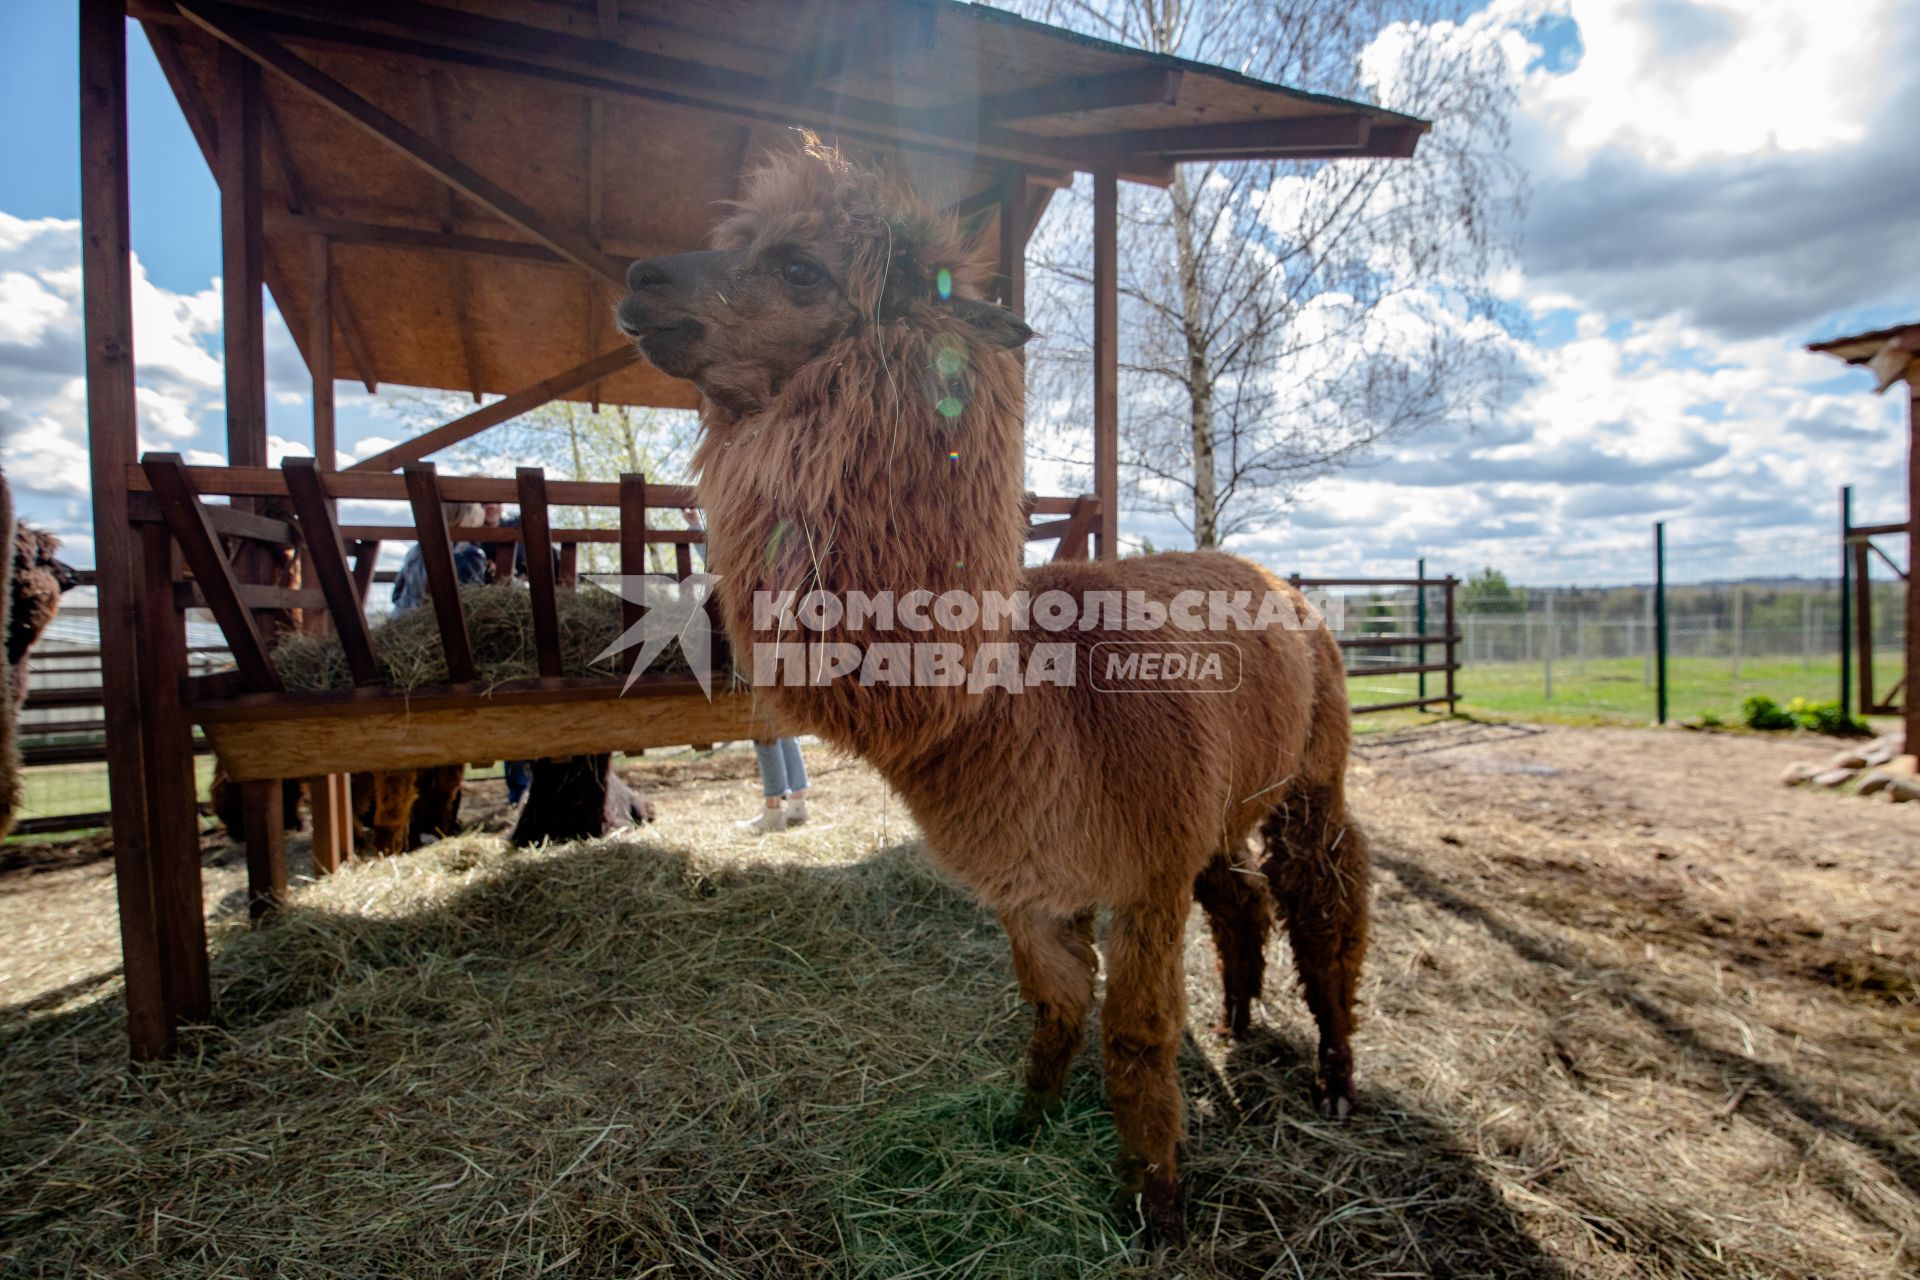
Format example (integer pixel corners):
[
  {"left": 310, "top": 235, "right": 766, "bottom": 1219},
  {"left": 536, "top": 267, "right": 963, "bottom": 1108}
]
[
  {"left": 779, "top": 738, "right": 812, "bottom": 823},
  {"left": 742, "top": 740, "right": 788, "bottom": 832},
  {"left": 504, "top": 759, "right": 532, "bottom": 806}
]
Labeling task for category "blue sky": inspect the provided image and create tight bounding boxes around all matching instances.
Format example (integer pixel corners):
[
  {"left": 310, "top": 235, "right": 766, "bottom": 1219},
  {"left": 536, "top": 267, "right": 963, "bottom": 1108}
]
[{"left": 1, "top": 1, "right": 1915, "bottom": 583}]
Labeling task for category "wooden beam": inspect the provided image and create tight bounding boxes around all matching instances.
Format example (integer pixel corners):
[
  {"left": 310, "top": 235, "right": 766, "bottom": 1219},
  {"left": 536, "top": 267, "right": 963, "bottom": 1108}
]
[
  {"left": 138, "top": 521, "right": 213, "bottom": 1029},
  {"left": 402, "top": 463, "right": 479, "bottom": 683},
  {"left": 124, "top": 462, "right": 717, "bottom": 509},
  {"left": 239, "top": 780, "right": 289, "bottom": 920},
  {"left": 202, "top": 688, "right": 772, "bottom": 781},
  {"left": 998, "top": 171, "right": 1027, "bottom": 317},
  {"left": 517, "top": 468, "right": 564, "bottom": 678},
  {"left": 916, "top": 68, "right": 1182, "bottom": 135},
  {"left": 142, "top": 455, "right": 285, "bottom": 692},
  {"left": 351, "top": 540, "right": 380, "bottom": 604},
  {"left": 307, "top": 773, "right": 350, "bottom": 873},
  {"left": 173, "top": 0, "right": 1176, "bottom": 184},
  {"left": 621, "top": 473, "right": 646, "bottom": 678},
  {"left": 308, "top": 236, "right": 335, "bottom": 466},
  {"left": 1092, "top": 168, "right": 1118, "bottom": 559},
  {"left": 349, "top": 347, "right": 637, "bottom": 471},
  {"left": 218, "top": 44, "right": 268, "bottom": 469},
  {"left": 1095, "top": 114, "right": 1380, "bottom": 159},
  {"left": 283, "top": 458, "right": 381, "bottom": 685},
  {"left": 184, "top": 3, "right": 628, "bottom": 286},
  {"left": 1051, "top": 495, "right": 1099, "bottom": 562},
  {"left": 81, "top": 5, "right": 168, "bottom": 1060},
  {"left": 1907, "top": 377, "right": 1918, "bottom": 750}
]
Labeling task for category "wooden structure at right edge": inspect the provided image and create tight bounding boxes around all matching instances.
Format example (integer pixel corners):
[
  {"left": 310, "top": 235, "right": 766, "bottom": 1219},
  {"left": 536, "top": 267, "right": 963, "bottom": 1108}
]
[
  {"left": 81, "top": 0, "right": 1428, "bottom": 1059},
  {"left": 1811, "top": 322, "right": 1917, "bottom": 746}
]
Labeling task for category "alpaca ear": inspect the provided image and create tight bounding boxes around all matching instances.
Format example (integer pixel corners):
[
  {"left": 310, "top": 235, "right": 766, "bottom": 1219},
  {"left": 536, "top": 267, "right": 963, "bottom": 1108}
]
[{"left": 946, "top": 296, "right": 1035, "bottom": 349}]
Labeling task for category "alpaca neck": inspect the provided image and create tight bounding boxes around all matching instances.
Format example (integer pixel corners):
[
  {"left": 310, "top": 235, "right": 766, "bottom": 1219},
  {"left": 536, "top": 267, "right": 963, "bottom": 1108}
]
[{"left": 695, "top": 329, "right": 1027, "bottom": 766}]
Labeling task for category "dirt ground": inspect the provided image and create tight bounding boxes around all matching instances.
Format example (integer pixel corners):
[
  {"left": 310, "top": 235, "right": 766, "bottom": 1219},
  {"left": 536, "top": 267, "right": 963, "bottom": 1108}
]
[{"left": 2, "top": 721, "right": 1916, "bottom": 1277}]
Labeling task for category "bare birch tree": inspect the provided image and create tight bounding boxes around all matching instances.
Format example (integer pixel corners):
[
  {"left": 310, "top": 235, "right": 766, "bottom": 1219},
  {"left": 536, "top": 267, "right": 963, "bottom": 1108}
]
[{"left": 1019, "top": 0, "right": 1524, "bottom": 548}]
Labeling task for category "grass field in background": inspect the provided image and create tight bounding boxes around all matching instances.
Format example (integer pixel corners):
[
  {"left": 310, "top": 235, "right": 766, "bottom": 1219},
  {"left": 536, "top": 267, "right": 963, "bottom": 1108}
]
[{"left": 1350, "top": 652, "right": 1897, "bottom": 726}]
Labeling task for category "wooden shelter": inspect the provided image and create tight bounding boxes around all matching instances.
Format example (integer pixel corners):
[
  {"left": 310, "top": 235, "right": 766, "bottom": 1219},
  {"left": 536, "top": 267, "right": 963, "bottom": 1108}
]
[
  {"left": 81, "top": 0, "right": 1429, "bottom": 1058},
  {"left": 1810, "top": 321, "right": 1917, "bottom": 746}
]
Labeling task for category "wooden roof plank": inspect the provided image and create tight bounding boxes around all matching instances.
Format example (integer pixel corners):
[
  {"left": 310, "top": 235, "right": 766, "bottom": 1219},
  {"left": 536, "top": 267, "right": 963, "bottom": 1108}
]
[
  {"left": 181, "top": 2, "right": 627, "bottom": 287},
  {"left": 918, "top": 67, "right": 1183, "bottom": 134}
]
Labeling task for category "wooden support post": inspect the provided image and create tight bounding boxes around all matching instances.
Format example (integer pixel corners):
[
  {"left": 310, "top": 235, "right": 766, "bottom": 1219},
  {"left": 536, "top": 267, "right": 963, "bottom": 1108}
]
[
  {"left": 998, "top": 170, "right": 1027, "bottom": 315},
  {"left": 239, "top": 780, "right": 289, "bottom": 921},
  {"left": 1854, "top": 540, "right": 1875, "bottom": 712},
  {"left": 284, "top": 458, "right": 380, "bottom": 684},
  {"left": 352, "top": 540, "right": 380, "bottom": 604},
  {"left": 143, "top": 455, "right": 285, "bottom": 692},
  {"left": 306, "top": 773, "right": 350, "bottom": 874},
  {"left": 1092, "top": 167, "right": 1119, "bottom": 559},
  {"left": 1444, "top": 575, "right": 1458, "bottom": 713},
  {"left": 621, "top": 473, "right": 647, "bottom": 681},
  {"left": 403, "top": 463, "right": 479, "bottom": 683},
  {"left": 558, "top": 542, "right": 579, "bottom": 588},
  {"left": 517, "top": 467, "right": 564, "bottom": 678},
  {"left": 1906, "top": 378, "right": 1918, "bottom": 749},
  {"left": 309, "top": 236, "right": 335, "bottom": 466},
  {"left": 83, "top": 0, "right": 173, "bottom": 1061},
  {"left": 139, "top": 521, "right": 213, "bottom": 1030},
  {"left": 219, "top": 44, "right": 268, "bottom": 471},
  {"left": 674, "top": 542, "right": 693, "bottom": 581},
  {"left": 1051, "top": 494, "right": 1098, "bottom": 562}
]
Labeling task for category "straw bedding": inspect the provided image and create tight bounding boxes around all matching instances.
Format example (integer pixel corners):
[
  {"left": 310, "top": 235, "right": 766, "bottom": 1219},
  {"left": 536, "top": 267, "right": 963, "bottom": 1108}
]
[{"left": 1, "top": 725, "right": 1915, "bottom": 1277}]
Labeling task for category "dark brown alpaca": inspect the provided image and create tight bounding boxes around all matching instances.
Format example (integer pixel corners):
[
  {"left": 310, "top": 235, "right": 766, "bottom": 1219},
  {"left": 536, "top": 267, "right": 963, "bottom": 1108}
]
[
  {"left": 2, "top": 485, "right": 83, "bottom": 840},
  {"left": 617, "top": 142, "right": 1368, "bottom": 1243}
]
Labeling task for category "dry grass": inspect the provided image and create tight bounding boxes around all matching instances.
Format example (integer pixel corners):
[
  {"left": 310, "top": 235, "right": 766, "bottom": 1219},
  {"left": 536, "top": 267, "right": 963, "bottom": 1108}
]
[
  {"left": 2, "top": 725, "right": 1917, "bottom": 1278},
  {"left": 271, "top": 582, "right": 690, "bottom": 692}
]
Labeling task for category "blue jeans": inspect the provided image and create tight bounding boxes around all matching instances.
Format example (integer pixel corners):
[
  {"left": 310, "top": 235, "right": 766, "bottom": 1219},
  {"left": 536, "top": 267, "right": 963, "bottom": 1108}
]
[
  {"left": 753, "top": 738, "right": 810, "bottom": 799},
  {"left": 504, "top": 759, "right": 532, "bottom": 805}
]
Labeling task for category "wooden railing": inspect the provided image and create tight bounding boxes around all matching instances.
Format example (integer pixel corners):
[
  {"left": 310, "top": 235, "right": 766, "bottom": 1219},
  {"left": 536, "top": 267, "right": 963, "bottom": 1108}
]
[{"left": 1286, "top": 574, "right": 1460, "bottom": 716}]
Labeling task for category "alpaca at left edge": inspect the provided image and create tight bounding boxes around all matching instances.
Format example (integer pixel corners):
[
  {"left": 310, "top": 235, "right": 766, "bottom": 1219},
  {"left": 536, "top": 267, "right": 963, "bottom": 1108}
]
[{"left": 614, "top": 140, "right": 1370, "bottom": 1245}]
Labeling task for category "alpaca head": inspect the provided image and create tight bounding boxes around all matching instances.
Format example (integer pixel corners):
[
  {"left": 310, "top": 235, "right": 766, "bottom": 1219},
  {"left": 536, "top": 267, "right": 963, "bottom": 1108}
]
[
  {"left": 9, "top": 523, "right": 79, "bottom": 669},
  {"left": 616, "top": 137, "right": 1032, "bottom": 418}
]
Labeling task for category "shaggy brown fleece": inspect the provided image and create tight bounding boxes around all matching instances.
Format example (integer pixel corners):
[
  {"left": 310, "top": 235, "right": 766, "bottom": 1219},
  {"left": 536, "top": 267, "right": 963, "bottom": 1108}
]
[{"left": 618, "top": 140, "right": 1368, "bottom": 1244}]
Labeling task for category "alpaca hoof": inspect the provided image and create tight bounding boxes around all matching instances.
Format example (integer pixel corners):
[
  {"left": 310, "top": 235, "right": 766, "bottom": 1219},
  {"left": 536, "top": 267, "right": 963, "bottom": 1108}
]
[
  {"left": 1316, "top": 1043, "right": 1354, "bottom": 1120},
  {"left": 997, "top": 1090, "right": 1060, "bottom": 1142},
  {"left": 1213, "top": 1001, "right": 1254, "bottom": 1040},
  {"left": 1318, "top": 1090, "right": 1354, "bottom": 1121},
  {"left": 1137, "top": 1178, "right": 1187, "bottom": 1249}
]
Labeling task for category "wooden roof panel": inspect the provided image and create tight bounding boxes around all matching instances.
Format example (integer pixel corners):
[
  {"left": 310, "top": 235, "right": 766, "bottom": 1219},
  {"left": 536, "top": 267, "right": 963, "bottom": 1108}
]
[{"left": 138, "top": 0, "right": 1424, "bottom": 411}]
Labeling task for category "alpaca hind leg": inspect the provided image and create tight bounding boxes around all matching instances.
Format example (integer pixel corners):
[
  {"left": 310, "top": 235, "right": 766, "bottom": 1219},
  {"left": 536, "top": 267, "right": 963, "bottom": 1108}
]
[
  {"left": 1193, "top": 849, "right": 1274, "bottom": 1040},
  {"left": 1264, "top": 799, "right": 1370, "bottom": 1119},
  {"left": 1100, "top": 894, "right": 1189, "bottom": 1246},
  {"left": 1000, "top": 906, "right": 1096, "bottom": 1128}
]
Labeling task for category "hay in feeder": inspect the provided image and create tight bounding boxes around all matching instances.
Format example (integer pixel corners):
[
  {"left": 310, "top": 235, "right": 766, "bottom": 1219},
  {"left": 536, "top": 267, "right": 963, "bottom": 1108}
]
[{"left": 271, "top": 581, "right": 696, "bottom": 692}]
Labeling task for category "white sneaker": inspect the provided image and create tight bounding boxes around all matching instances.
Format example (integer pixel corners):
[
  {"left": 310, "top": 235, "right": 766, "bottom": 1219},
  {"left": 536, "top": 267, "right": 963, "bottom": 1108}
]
[
  {"left": 785, "top": 797, "right": 810, "bottom": 826},
  {"left": 737, "top": 807, "right": 787, "bottom": 834}
]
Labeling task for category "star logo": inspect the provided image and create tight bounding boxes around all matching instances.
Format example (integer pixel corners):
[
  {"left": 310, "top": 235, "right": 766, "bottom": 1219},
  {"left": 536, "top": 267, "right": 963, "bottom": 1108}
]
[{"left": 587, "top": 573, "right": 721, "bottom": 697}]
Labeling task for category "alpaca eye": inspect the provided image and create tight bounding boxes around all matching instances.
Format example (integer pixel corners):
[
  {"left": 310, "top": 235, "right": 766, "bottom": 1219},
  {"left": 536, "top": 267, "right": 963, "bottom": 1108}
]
[{"left": 780, "top": 260, "right": 825, "bottom": 288}]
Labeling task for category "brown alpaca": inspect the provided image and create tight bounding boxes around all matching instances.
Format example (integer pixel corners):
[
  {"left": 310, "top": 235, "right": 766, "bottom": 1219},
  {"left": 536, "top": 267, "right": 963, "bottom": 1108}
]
[
  {"left": 3, "top": 495, "right": 83, "bottom": 839},
  {"left": 616, "top": 142, "right": 1368, "bottom": 1243}
]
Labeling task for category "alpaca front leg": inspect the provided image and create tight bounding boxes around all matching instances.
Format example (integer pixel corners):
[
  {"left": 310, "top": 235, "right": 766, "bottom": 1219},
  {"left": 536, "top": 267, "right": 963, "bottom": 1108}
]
[
  {"left": 999, "top": 906, "right": 1097, "bottom": 1129},
  {"left": 1193, "top": 850, "right": 1274, "bottom": 1039},
  {"left": 1101, "top": 897, "right": 1189, "bottom": 1247}
]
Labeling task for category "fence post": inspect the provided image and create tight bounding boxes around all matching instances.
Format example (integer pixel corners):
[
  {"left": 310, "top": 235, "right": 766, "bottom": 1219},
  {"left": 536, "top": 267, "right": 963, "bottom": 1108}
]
[
  {"left": 1544, "top": 591, "right": 1554, "bottom": 702},
  {"left": 1655, "top": 521, "right": 1668, "bottom": 724},
  {"left": 1838, "top": 485, "right": 1851, "bottom": 716},
  {"left": 1444, "top": 575, "right": 1457, "bottom": 714},
  {"left": 1416, "top": 557, "right": 1427, "bottom": 702},
  {"left": 1731, "top": 582, "right": 1743, "bottom": 684}
]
